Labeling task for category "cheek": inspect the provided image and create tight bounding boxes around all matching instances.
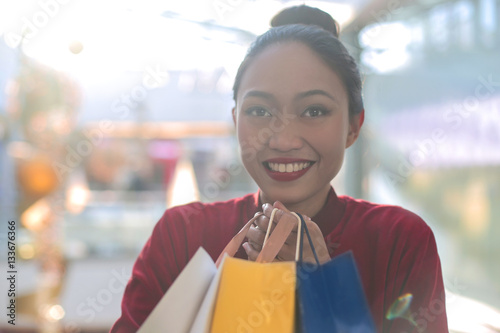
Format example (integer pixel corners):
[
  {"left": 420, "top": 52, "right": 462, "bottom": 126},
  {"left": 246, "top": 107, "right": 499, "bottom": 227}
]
[
  {"left": 237, "top": 122, "right": 252, "bottom": 150},
  {"left": 237, "top": 119, "right": 269, "bottom": 152},
  {"left": 237, "top": 121, "right": 260, "bottom": 165},
  {"left": 311, "top": 127, "right": 347, "bottom": 163}
]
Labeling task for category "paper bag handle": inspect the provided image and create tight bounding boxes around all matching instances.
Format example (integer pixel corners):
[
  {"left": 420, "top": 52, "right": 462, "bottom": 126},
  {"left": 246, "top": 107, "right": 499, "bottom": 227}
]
[
  {"left": 215, "top": 212, "right": 263, "bottom": 267},
  {"left": 215, "top": 209, "right": 312, "bottom": 266},
  {"left": 255, "top": 210, "right": 303, "bottom": 263}
]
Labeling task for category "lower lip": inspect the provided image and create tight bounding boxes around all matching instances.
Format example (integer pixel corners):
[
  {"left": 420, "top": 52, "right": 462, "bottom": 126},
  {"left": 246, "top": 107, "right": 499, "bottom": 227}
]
[{"left": 264, "top": 164, "right": 313, "bottom": 182}]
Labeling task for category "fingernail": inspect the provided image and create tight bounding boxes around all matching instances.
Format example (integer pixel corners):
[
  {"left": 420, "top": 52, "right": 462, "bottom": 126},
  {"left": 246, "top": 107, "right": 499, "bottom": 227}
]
[{"left": 242, "top": 242, "right": 249, "bottom": 253}]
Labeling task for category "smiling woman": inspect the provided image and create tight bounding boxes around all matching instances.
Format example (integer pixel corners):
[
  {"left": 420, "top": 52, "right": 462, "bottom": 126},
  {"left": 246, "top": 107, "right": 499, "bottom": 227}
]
[
  {"left": 111, "top": 5, "right": 448, "bottom": 333},
  {"left": 233, "top": 41, "right": 358, "bottom": 218}
]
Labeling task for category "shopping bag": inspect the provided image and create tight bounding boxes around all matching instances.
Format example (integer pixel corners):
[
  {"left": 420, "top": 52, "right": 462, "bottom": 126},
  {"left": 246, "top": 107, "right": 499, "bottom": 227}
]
[
  {"left": 295, "top": 213, "right": 376, "bottom": 333},
  {"left": 210, "top": 257, "right": 296, "bottom": 332},
  {"left": 189, "top": 254, "right": 226, "bottom": 333},
  {"left": 137, "top": 247, "right": 217, "bottom": 333},
  {"left": 138, "top": 212, "right": 265, "bottom": 333},
  {"left": 210, "top": 209, "right": 300, "bottom": 333}
]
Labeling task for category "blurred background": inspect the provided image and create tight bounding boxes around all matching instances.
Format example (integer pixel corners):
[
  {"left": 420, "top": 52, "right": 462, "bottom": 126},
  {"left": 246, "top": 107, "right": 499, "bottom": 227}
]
[{"left": 0, "top": 0, "right": 499, "bottom": 332}]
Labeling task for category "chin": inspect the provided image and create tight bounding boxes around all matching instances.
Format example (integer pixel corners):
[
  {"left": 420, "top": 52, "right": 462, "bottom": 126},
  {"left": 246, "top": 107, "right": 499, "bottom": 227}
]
[{"left": 260, "top": 186, "right": 308, "bottom": 207}]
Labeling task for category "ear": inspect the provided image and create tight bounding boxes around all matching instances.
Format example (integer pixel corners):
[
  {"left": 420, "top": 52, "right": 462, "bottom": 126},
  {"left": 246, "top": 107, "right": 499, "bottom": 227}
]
[
  {"left": 345, "top": 109, "right": 364, "bottom": 148},
  {"left": 232, "top": 107, "right": 237, "bottom": 126}
]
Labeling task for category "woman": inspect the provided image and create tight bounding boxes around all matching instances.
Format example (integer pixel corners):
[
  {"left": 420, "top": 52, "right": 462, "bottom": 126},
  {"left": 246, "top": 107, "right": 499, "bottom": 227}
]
[{"left": 112, "top": 6, "right": 448, "bottom": 332}]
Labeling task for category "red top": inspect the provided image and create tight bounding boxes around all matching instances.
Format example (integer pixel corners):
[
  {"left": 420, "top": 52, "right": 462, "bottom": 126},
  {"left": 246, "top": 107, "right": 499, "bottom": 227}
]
[{"left": 111, "top": 188, "right": 448, "bottom": 332}]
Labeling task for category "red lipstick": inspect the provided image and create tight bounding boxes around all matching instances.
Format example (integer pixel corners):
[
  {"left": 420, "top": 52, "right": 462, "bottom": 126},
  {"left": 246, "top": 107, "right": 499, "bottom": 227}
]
[{"left": 263, "top": 158, "right": 315, "bottom": 182}]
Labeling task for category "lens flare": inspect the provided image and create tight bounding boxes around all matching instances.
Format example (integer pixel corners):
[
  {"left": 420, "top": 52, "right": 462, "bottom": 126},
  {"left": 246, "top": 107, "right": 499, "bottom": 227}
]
[{"left": 386, "top": 293, "right": 417, "bottom": 326}]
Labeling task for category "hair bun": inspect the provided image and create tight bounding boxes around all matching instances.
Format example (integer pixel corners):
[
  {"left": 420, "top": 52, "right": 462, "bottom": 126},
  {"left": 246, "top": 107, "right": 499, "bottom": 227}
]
[{"left": 270, "top": 5, "right": 340, "bottom": 38}]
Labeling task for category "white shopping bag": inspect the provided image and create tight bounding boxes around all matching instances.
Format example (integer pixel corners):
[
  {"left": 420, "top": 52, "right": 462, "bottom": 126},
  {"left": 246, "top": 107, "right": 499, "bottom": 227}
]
[
  {"left": 189, "top": 255, "right": 226, "bottom": 333},
  {"left": 138, "top": 248, "right": 217, "bottom": 333}
]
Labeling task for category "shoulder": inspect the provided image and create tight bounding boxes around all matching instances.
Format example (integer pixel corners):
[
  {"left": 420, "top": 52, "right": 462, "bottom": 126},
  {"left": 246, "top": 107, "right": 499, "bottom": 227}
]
[
  {"left": 155, "top": 192, "right": 258, "bottom": 232},
  {"left": 336, "top": 196, "right": 441, "bottom": 273},
  {"left": 338, "top": 195, "right": 432, "bottom": 239},
  {"left": 164, "top": 192, "right": 257, "bottom": 219},
  {"left": 144, "top": 192, "right": 258, "bottom": 260}
]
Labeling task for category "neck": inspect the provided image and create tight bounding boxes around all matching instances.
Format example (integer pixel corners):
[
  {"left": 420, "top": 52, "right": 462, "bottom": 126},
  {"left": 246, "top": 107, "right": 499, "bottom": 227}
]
[{"left": 259, "top": 185, "right": 331, "bottom": 218}]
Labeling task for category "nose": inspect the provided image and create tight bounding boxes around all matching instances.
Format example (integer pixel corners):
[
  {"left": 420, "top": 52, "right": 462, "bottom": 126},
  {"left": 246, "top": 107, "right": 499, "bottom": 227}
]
[{"left": 267, "top": 120, "right": 303, "bottom": 152}]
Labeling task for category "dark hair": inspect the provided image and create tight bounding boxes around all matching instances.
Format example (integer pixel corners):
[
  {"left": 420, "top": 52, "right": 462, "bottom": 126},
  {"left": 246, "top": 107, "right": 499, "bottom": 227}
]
[
  {"left": 232, "top": 6, "right": 363, "bottom": 117},
  {"left": 270, "top": 5, "right": 340, "bottom": 38}
]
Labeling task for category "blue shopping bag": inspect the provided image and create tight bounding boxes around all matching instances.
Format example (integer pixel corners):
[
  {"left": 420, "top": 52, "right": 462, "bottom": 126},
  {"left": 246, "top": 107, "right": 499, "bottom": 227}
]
[{"left": 295, "top": 213, "right": 376, "bottom": 333}]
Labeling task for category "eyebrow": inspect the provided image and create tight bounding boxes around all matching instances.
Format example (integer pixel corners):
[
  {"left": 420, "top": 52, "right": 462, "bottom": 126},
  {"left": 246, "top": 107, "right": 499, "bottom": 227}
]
[
  {"left": 242, "top": 89, "right": 338, "bottom": 104},
  {"left": 242, "top": 90, "right": 275, "bottom": 101},
  {"left": 295, "top": 89, "right": 338, "bottom": 104}
]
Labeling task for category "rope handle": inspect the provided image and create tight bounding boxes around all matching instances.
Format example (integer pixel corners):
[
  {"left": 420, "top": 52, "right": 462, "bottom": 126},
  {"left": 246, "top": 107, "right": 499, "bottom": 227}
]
[
  {"left": 262, "top": 208, "right": 279, "bottom": 247},
  {"left": 293, "top": 212, "right": 320, "bottom": 265},
  {"left": 262, "top": 209, "right": 303, "bottom": 262}
]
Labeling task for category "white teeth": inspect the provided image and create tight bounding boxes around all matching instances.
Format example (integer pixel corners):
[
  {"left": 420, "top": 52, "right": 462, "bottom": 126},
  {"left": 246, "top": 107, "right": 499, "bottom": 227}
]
[{"left": 268, "top": 162, "right": 312, "bottom": 173}]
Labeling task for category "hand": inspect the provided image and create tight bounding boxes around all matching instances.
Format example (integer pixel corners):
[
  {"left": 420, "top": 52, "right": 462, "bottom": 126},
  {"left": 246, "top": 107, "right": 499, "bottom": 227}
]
[{"left": 243, "top": 201, "right": 330, "bottom": 264}]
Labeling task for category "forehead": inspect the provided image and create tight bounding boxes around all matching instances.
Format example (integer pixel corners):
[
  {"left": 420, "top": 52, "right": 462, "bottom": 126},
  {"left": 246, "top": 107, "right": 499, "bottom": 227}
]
[{"left": 237, "top": 42, "right": 347, "bottom": 104}]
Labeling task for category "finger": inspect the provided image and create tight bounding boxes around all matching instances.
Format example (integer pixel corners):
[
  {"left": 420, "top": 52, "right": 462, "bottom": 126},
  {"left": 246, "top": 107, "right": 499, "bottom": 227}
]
[
  {"left": 248, "top": 240, "right": 262, "bottom": 252},
  {"left": 284, "top": 229, "right": 298, "bottom": 246},
  {"left": 299, "top": 220, "right": 331, "bottom": 264},
  {"left": 254, "top": 214, "right": 283, "bottom": 239},
  {"left": 278, "top": 208, "right": 300, "bottom": 232},
  {"left": 260, "top": 206, "right": 285, "bottom": 239},
  {"left": 262, "top": 203, "right": 285, "bottom": 223},
  {"left": 253, "top": 214, "right": 270, "bottom": 230},
  {"left": 243, "top": 242, "right": 259, "bottom": 261},
  {"left": 298, "top": 219, "right": 322, "bottom": 248},
  {"left": 246, "top": 225, "right": 266, "bottom": 246},
  {"left": 276, "top": 243, "right": 295, "bottom": 262},
  {"left": 304, "top": 219, "right": 323, "bottom": 241},
  {"left": 272, "top": 201, "right": 290, "bottom": 213},
  {"left": 273, "top": 253, "right": 288, "bottom": 262}
]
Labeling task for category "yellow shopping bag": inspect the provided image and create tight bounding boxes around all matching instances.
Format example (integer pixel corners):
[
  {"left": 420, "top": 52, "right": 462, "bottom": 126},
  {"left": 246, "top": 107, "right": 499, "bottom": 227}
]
[
  {"left": 211, "top": 209, "right": 300, "bottom": 333},
  {"left": 211, "top": 258, "right": 296, "bottom": 332}
]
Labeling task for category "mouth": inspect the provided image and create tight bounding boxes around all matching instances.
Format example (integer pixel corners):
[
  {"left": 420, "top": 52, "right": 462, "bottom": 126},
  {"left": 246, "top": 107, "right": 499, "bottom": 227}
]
[
  {"left": 263, "top": 158, "right": 315, "bottom": 182},
  {"left": 264, "top": 161, "right": 314, "bottom": 173}
]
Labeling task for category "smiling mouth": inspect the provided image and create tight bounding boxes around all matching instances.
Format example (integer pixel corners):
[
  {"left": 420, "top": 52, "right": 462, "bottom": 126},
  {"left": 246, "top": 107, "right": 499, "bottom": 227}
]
[{"left": 264, "top": 161, "right": 315, "bottom": 173}]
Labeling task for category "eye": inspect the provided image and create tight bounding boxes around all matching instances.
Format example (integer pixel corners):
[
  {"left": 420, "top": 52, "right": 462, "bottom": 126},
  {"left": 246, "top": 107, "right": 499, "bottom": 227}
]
[
  {"left": 302, "top": 106, "right": 330, "bottom": 118},
  {"left": 245, "top": 106, "right": 272, "bottom": 117}
]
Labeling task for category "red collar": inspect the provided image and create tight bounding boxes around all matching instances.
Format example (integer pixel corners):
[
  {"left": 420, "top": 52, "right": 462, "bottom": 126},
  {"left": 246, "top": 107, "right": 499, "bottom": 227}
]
[
  {"left": 251, "top": 187, "right": 346, "bottom": 236},
  {"left": 311, "top": 187, "right": 346, "bottom": 236}
]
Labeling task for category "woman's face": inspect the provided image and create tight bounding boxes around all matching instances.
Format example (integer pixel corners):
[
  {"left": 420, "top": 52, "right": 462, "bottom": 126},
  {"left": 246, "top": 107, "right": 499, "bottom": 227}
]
[{"left": 234, "top": 42, "right": 360, "bottom": 213}]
